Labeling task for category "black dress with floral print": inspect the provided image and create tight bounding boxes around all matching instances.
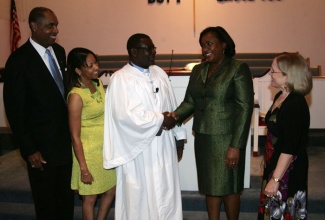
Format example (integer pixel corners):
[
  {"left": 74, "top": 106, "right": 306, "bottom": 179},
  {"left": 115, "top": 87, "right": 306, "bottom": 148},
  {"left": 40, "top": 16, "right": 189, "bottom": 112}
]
[{"left": 258, "top": 91, "right": 310, "bottom": 220}]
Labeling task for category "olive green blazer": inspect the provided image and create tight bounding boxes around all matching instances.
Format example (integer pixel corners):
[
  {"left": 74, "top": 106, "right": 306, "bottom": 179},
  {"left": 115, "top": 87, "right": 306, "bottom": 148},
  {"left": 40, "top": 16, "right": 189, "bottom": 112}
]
[{"left": 175, "top": 57, "right": 254, "bottom": 149}]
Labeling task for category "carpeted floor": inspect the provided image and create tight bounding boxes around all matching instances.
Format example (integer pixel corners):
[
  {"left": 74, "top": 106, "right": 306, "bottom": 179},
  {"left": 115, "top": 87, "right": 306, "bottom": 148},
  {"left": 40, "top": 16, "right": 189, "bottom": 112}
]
[
  {"left": 1, "top": 145, "right": 325, "bottom": 219},
  {"left": 1, "top": 129, "right": 325, "bottom": 219}
]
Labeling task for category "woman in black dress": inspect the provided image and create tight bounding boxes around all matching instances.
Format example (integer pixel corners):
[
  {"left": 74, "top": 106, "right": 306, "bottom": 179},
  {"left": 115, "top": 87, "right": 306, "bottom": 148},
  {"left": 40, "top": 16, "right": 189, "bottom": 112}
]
[{"left": 258, "top": 52, "right": 313, "bottom": 220}]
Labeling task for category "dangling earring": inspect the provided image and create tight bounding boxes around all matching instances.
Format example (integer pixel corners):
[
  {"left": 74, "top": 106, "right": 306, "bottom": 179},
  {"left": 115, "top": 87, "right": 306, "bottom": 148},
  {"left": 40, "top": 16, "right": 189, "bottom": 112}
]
[{"left": 223, "top": 50, "right": 225, "bottom": 54}]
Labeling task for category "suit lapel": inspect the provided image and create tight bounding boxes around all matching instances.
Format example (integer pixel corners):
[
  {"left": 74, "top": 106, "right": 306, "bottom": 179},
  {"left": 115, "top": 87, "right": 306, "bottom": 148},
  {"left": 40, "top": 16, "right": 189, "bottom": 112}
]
[
  {"left": 207, "top": 57, "right": 232, "bottom": 83},
  {"left": 198, "top": 63, "right": 208, "bottom": 84},
  {"left": 25, "top": 41, "right": 54, "bottom": 79},
  {"left": 26, "top": 41, "right": 67, "bottom": 102}
]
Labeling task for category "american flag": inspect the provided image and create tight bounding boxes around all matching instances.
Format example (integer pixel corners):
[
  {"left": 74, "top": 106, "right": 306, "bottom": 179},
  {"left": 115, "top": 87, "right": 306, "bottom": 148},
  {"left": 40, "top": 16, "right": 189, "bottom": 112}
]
[{"left": 10, "top": 0, "right": 21, "bottom": 52}]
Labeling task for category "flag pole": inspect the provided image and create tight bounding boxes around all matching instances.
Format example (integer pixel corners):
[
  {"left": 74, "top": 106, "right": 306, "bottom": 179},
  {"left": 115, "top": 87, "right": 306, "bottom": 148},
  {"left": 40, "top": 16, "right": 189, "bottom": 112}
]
[{"left": 193, "top": 0, "right": 196, "bottom": 37}]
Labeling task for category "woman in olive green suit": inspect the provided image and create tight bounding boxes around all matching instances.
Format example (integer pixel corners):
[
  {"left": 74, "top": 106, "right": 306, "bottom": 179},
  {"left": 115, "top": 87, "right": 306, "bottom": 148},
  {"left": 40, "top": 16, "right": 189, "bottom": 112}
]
[{"left": 173, "top": 27, "right": 254, "bottom": 220}]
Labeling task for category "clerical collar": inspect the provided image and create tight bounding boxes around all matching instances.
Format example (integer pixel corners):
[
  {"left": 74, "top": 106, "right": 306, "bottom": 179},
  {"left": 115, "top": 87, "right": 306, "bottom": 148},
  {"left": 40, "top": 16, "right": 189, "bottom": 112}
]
[{"left": 129, "top": 62, "right": 150, "bottom": 73}]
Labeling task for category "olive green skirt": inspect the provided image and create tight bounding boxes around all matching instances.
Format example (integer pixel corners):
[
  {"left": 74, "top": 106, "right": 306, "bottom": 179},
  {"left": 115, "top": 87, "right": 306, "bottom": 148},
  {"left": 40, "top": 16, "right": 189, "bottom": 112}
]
[{"left": 194, "top": 132, "right": 246, "bottom": 196}]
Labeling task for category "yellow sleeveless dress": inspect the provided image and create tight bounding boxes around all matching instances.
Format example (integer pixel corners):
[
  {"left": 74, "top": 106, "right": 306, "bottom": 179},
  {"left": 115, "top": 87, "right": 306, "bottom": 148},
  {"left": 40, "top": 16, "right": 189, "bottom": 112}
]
[{"left": 69, "top": 80, "right": 116, "bottom": 195}]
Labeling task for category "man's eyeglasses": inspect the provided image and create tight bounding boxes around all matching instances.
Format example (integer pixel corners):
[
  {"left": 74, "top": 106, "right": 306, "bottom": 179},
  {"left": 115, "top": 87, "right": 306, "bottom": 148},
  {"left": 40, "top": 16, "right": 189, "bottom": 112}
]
[{"left": 136, "top": 45, "right": 157, "bottom": 52}]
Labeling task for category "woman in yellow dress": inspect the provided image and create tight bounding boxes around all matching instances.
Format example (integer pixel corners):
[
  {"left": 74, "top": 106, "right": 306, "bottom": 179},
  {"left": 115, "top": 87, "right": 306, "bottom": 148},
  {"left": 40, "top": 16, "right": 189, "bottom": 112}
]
[{"left": 67, "top": 47, "right": 116, "bottom": 220}]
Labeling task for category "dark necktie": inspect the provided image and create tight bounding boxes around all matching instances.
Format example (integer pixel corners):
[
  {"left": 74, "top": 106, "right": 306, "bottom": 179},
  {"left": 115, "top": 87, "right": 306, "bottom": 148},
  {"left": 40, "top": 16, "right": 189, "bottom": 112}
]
[{"left": 46, "top": 49, "right": 65, "bottom": 97}]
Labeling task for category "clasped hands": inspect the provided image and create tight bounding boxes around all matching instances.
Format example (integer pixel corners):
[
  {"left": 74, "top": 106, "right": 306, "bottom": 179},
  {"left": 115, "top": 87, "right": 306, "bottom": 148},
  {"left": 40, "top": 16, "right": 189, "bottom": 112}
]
[{"left": 162, "top": 112, "right": 178, "bottom": 130}]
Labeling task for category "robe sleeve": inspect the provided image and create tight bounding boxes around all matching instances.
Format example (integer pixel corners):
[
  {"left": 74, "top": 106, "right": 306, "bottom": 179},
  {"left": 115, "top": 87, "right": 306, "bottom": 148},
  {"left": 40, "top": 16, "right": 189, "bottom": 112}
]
[{"left": 158, "top": 66, "right": 187, "bottom": 142}]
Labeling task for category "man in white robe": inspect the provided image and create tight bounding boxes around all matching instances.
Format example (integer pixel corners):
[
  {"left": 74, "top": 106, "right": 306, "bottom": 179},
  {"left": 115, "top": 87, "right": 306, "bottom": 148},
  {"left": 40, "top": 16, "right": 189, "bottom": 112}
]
[{"left": 103, "top": 33, "right": 186, "bottom": 220}]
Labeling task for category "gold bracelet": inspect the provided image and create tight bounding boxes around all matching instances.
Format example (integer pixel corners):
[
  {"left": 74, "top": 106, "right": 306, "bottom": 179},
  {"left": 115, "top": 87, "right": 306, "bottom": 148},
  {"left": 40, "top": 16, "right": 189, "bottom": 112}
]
[
  {"left": 82, "top": 173, "right": 90, "bottom": 176},
  {"left": 272, "top": 177, "right": 280, "bottom": 183}
]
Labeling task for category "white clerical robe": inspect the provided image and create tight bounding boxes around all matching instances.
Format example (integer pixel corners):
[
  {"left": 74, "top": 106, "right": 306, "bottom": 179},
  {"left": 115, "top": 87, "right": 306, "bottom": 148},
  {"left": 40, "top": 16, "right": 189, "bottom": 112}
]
[{"left": 103, "top": 63, "right": 186, "bottom": 220}]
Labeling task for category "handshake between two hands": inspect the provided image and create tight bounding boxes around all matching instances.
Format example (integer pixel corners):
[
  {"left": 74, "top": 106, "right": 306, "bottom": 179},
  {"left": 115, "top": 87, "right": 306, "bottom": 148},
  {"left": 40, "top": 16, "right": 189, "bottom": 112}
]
[{"left": 162, "top": 112, "right": 178, "bottom": 130}]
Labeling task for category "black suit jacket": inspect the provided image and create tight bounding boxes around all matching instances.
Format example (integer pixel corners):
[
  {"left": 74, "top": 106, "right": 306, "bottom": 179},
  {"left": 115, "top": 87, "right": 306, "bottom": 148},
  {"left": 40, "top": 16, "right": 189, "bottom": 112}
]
[{"left": 3, "top": 40, "right": 72, "bottom": 166}]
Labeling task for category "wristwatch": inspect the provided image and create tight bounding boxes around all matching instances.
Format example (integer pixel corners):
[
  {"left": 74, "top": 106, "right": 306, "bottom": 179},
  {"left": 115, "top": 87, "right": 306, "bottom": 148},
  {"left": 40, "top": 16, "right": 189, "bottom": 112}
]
[{"left": 272, "top": 177, "right": 280, "bottom": 183}]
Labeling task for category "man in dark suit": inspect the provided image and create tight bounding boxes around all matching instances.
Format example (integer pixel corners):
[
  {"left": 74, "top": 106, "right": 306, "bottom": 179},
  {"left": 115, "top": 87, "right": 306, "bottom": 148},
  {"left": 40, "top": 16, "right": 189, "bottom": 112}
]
[{"left": 3, "top": 7, "right": 74, "bottom": 219}]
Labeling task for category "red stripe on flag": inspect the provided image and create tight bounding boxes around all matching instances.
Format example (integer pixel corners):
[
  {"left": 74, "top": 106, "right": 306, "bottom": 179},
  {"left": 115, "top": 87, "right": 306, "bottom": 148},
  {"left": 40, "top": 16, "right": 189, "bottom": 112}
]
[{"left": 11, "top": 0, "right": 21, "bottom": 53}]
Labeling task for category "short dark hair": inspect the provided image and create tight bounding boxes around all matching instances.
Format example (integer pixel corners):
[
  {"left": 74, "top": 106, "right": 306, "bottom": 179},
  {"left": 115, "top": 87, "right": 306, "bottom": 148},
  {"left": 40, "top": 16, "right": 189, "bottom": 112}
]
[
  {"left": 126, "top": 33, "right": 150, "bottom": 56},
  {"left": 199, "top": 26, "right": 236, "bottom": 57},
  {"left": 28, "top": 7, "right": 53, "bottom": 26}
]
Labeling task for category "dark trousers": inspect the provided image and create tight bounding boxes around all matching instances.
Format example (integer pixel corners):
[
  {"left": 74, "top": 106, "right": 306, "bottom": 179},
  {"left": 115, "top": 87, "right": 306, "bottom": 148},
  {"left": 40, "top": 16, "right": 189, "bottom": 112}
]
[{"left": 27, "top": 163, "right": 74, "bottom": 220}]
